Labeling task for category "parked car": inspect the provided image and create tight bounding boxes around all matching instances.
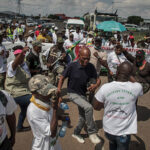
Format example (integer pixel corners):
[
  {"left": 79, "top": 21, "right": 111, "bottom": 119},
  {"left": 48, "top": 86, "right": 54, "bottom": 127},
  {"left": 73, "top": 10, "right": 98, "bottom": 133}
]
[
  {"left": 137, "top": 26, "right": 149, "bottom": 31},
  {"left": 125, "top": 24, "right": 138, "bottom": 31},
  {"left": 0, "top": 18, "right": 6, "bottom": 24},
  {"left": 26, "top": 20, "right": 36, "bottom": 27}
]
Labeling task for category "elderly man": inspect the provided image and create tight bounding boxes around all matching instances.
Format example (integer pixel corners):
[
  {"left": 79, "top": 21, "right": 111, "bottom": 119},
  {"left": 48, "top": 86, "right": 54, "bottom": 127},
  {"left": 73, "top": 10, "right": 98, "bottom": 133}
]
[
  {"left": 93, "top": 62, "right": 143, "bottom": 150},
  {"left": 57, "top": 47, "right": 101, "bottom": 144},
  {"left": 27, "top": 74, "right": 61, "bottom": 150}
]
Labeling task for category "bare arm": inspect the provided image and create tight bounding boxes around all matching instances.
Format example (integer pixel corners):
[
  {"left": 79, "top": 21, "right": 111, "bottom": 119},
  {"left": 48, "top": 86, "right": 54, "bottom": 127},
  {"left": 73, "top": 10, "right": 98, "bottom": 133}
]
[
  {"left": 50, "top": 108, "right": 58, "bottom": 138},
  {"left": 93, "top": 98, "right": 104, "bottom": 111},
  {"left": 12, "top": 46, "right": 29, "bottom": 70},
  {"left": 57, "top": 75, "right": 65, "bottom": 94},
  {"left": 6, "top": 113, "right": 16, "bottom": 146},
  {"left": 93, "top": 52, "right": 109, "bottom": 70},
  {"left": 122, "top": 49, "right": 135, "bottom": 63}
]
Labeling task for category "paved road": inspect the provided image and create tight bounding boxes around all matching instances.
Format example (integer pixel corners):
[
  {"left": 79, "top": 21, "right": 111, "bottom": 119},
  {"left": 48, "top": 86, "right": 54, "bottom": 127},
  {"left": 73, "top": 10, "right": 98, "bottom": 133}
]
[{"left": 10, "top": 76, "right": 150, "bottom": 150}]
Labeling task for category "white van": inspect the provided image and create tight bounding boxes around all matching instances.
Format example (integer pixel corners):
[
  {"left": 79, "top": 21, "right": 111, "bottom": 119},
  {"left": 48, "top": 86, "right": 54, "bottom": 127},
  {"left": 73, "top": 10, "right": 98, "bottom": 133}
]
[{"left": 66, "top": 19, "right": 85, "bottom": 31}]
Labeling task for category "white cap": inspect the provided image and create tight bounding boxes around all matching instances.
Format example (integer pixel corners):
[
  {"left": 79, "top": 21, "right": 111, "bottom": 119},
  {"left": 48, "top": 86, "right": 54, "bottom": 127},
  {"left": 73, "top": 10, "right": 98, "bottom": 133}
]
[
  {"left": 54, "top": 27, "right": 58, "bottom": 30},
  {"left": 28, "top": 30, "right": 34, "bottom": 35}
]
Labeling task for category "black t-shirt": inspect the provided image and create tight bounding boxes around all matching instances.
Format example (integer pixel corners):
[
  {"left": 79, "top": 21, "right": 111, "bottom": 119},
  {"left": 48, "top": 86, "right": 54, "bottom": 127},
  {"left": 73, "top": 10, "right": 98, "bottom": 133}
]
[
  {"left": 26, "top": 52, "right": 41, "bottom": 76},
  {"left": 62, "top": 61, "right": 97, "bottom": 96}
]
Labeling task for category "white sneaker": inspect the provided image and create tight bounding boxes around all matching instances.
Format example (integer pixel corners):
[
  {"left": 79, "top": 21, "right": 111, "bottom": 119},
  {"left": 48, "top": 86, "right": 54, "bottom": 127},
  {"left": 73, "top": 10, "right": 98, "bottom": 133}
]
[
  {"left": 89, "top": 134, "right": 101, "bottom": 144},
  {"left": 72, "top": 134, "right": 85, "bottom": 143}
]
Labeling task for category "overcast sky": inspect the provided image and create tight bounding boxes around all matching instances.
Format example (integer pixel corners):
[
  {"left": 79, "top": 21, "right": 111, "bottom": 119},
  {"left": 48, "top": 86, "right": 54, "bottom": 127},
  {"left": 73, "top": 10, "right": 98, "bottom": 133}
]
[{"left": 0, "top": 0, "right": 150, "bottom": 18}]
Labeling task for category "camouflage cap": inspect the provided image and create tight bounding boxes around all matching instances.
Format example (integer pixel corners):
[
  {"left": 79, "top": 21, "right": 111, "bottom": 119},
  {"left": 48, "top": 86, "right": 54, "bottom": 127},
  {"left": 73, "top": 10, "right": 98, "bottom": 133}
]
[
  {"left": 32, "top": 40, "right": 43, "bottom": 47},
  {"left": 28, "top": 75, "right": 57, "bottom": 96}
]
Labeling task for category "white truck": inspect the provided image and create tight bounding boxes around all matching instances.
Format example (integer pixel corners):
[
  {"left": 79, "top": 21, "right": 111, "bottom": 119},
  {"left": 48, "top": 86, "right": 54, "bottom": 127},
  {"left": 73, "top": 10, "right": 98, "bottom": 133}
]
[
  {"left": 83, "top": 10, "right": 118, "bottom": 30},
  {"left": 66, "top": 19, "right": 85, "bottom": 31}
]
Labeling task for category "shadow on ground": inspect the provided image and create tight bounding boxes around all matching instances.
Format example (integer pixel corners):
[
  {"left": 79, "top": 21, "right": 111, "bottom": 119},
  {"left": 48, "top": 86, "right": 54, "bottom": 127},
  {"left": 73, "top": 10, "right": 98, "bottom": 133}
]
[
  {"left": 130, "top": 135, "right": 146, "bottom": 150},
  {"left": 137, "top": 105, "right": 150, "bottom": 121}
]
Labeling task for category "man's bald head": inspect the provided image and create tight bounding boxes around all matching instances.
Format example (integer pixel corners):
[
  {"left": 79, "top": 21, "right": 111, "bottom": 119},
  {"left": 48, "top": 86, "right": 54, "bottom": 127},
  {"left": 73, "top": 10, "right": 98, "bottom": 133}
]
[
  {"left": 79, "top": 46, "right": 91, "bottom": 56},
  {"left": 79, "top": 47, "right": 91, "bottom": 67},
  {"left": 116, "top": 62, "right": 133, "bottom": 81}
]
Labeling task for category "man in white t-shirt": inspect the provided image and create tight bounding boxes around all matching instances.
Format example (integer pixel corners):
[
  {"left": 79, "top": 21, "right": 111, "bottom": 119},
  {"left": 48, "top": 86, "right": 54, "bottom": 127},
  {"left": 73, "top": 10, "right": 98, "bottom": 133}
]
[
  {"left": 0, "top": 90, "right": 17, "bottom": 150},
  {"left": 0, "top": 35, "right": 9, "bottom": 90},
  {"left": 107, "top": 44, "right": 127, "bottom": 82},
  {"left": 27, "top": 75, "right": 62, "bottom": 150},
  {"left": 93, "top": 62, "right": 143, "bottom": 150},
  {"left": 72, "top": 27, "right": 82, "bottom": 42}
]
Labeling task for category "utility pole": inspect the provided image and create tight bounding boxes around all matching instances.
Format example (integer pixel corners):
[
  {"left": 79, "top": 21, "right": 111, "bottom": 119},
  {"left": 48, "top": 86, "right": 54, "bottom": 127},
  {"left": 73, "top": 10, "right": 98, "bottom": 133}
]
[{"left": 17, "top": 0, "right": 21, "bottom": 14}]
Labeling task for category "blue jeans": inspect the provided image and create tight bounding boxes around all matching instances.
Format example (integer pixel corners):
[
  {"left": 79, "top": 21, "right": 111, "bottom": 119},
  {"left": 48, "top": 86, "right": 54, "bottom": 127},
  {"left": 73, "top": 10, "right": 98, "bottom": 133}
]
[
  {"left": 14, "top": 94, "right": 31, "bottom": 129},
  {"left": 105, "top": 132, "right": 131, "bottom": 150}
]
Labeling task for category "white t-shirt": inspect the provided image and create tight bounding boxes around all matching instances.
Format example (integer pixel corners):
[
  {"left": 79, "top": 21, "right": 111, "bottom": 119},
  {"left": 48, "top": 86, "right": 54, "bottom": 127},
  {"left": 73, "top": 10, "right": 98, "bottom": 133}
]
[
  {"left": 80, "top": 37, "right": 87, "bottom": 45},
  {"left": 107, "top": 51, "right": 127, "bottom": 74},
  {"left": 95, "top": 81, "right": 143, "bottom": 136},
  {"left": 72, "top": 32, "right": 81, "bottom": 42},
  {"left": 122, "top": 41, "right": 131, "bottom": 48},
  {"left": 0, "top": 90, "right": 17, "bottom": 144},
  {"left": 0, "top": 45, "right": 7, "bottom": 73},
  {"left": 27, "top": 101, "right": 62, "bottom": 150},
  {"left": 63, "top": 39, "right": 74, "bottom": 51},
  {"left": 7, "top": 61, "right": 31, "bottom": 77},
  {"left": 52, "top": 33, "right": 57, "bottom": 44}
]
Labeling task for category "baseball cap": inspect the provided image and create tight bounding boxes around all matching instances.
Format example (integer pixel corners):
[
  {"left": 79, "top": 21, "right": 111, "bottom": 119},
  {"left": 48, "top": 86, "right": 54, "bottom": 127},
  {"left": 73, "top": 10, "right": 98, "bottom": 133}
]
[
  {"left": 136, "top": 50, "right": 145, "bottom": 57},
  {"left": 28, "top": 74, "right": 57, "bottom": 97},
  {"left": 32, "top": 40, "right": 43, "bottom": 47},
  {"left": 13, "top": 49, "right": 24, "bottom": 55},
  {"left": 54, "top": 27, "right": 58, "bottom": 30}
]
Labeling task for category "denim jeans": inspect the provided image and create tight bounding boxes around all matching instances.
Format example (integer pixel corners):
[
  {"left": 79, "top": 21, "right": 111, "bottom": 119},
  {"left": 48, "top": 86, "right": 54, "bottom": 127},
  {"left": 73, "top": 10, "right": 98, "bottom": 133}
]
[
  {"left": 14, "top": 94, "right": 32, "bottom": 129},
  {"left": 68, "top": 93, "right": 97, "bottom": 135},
  {"left": 105, "top": 132, "right": 131, "bottom": 150}
]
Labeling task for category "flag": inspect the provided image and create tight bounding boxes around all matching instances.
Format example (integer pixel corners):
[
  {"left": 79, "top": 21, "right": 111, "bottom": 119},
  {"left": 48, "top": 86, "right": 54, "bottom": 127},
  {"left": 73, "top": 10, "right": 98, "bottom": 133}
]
[{"left": 66, "top": 41, "right": 80, "bottom": 61}]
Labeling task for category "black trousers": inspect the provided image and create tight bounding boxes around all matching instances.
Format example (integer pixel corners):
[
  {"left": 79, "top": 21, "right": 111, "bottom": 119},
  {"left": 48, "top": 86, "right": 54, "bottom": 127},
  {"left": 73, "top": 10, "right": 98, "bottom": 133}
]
[{"left": 0, "top": 136, "right": 12, "bottom": 150}]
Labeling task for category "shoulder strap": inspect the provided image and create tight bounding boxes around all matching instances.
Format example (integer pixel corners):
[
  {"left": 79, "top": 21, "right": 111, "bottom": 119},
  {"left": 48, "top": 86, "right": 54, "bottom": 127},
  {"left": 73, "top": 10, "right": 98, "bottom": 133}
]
[{"left": 0, "top": 91, "right": 8, "bottom": 107}]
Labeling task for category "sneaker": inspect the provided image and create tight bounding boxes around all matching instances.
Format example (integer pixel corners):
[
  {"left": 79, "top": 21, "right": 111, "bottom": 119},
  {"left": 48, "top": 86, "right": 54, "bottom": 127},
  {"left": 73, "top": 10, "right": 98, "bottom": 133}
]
[
  {"left": 16, "top": 126, "right": 31, "bottom": 132},
  {"left": 89, "top": 134, "right": 101, "bottom": 144},
  {"left": 72, "top": 134, "right": 85, "bottom": 143}
]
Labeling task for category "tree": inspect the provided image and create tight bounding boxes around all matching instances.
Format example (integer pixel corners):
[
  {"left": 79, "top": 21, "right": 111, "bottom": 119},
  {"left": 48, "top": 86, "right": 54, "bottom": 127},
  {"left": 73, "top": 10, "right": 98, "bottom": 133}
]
[{"left": 127, "top": 16, "right": 143, "bottom": 25}]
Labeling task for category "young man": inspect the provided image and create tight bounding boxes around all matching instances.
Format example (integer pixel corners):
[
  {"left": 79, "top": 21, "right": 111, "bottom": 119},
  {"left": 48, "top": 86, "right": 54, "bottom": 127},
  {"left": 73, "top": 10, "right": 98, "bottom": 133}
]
[
  {"left": 58, "top": 47, "right": 101, "bottom": 144},
  {"left": 0, "top": 90, "right": 17, "bottom": 150},
  {"left": 93, "top": 62, "right": 143, "bottom": 150},
  {"left": 27, "top": 74, "right": 61, "bottom": 150}
]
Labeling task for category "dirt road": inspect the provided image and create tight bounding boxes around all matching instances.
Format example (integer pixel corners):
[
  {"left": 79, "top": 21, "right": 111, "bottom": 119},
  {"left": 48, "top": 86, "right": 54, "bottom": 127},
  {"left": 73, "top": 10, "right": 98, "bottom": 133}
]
[{"left": 13, "top": 76, "right": 150, "bottom": 150}]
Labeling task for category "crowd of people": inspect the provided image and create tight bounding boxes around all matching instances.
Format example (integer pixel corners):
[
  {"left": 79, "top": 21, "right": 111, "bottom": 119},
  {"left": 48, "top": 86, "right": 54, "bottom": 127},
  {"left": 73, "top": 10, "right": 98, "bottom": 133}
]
[{"left": 0, "top": 21, "right": 150, "bottom": 150}]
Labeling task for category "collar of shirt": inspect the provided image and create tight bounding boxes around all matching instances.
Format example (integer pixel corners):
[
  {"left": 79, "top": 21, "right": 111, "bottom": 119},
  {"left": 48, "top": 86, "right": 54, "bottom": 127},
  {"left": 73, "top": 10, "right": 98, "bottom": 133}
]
[{"left": 76, "top": 61, "right": 88, "bottom": 69}]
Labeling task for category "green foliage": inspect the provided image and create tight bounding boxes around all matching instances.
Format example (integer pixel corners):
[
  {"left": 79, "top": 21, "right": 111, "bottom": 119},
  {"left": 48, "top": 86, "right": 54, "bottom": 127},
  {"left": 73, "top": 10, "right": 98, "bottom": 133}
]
[{"left": 127, "top": 16, "right": 144, "bottom": 25}]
